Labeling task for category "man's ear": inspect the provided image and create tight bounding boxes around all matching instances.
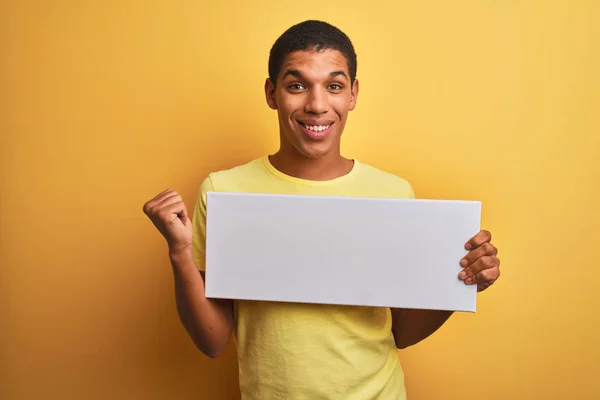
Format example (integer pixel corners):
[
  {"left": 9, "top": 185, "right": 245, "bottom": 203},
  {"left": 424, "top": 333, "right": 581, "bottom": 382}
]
[
  {"left": 265, "top": 78, "right": 278, "bottom": 110},
  {"left": 349, "top": 79, "right": 359, "bottom": 111}
]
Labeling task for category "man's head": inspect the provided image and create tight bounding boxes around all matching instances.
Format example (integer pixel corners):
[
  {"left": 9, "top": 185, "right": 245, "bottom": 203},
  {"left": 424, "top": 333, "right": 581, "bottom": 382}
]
[
  {"left": 265, "top": 20, "right": 359, "bottom": 160},
  {"left": 268, "top": 20, "right": 357, "bottom": 87}
]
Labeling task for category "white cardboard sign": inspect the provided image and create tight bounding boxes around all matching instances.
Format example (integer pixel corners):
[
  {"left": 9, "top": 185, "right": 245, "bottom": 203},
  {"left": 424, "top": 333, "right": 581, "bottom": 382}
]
[{"left": 204, "top": 192, "right": 481, "bottom": 312}]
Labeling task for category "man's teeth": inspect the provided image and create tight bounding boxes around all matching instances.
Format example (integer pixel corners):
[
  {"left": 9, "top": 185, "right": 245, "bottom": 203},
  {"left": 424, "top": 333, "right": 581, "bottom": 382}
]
[{"left": 304, "top": 124, "right": 330, "bottom": 132}]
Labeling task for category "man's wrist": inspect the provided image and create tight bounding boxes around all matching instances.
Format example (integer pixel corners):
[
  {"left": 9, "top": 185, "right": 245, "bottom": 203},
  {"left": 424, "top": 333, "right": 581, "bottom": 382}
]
[
  {"left": 168, "top": 245, "right": 193, "bottom": 263},
  {"left": 168, "top": 247, "right": 200, "bottom": 282}
]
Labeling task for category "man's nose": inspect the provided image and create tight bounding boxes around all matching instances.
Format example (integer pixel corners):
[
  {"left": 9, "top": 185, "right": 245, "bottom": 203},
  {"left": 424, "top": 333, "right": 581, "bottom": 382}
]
[{"left": 304, "top": 88, "right": 328, "bottom": 114}]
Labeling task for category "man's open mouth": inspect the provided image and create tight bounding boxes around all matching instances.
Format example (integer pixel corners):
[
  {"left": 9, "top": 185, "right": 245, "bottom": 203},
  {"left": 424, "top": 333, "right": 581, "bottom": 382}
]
[
  {"left": 297, "top": 121, "right": 333, "bottom": 132},
  {"left": 297, "top": 121, "right": 334, "bottom": 139}
]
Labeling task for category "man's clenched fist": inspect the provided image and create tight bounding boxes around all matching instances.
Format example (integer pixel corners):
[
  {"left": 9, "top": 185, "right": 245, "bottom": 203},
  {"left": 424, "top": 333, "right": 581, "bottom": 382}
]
[{"left": 143, "top": 189, "right": 193, "bottom": 254}]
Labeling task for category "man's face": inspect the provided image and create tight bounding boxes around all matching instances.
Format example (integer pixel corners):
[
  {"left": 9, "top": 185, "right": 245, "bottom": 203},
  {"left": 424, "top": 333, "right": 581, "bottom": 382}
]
[{"left": 265, "top": 49, "right": 359, "bottom": 159}]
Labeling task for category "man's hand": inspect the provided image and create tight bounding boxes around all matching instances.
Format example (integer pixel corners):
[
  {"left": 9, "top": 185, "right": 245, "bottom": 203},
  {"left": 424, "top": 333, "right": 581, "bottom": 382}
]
[
  {"left": 458, "top": 230, "right": 500, "bottom": 292},
  {"left": 143, "top": 189, "right": 193, "bottom": 254}
]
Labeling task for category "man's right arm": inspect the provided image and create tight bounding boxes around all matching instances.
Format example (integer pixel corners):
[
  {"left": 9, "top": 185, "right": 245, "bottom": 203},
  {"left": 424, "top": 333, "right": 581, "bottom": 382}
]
[{"left": 170, "top": 249, "right": 233, "bottom": 358}]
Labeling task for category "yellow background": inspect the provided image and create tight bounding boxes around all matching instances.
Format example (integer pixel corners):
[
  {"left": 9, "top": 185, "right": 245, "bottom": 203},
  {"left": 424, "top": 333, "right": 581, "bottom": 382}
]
[{"left": 2, "top": 1, "right": 599, "bottom": 399}]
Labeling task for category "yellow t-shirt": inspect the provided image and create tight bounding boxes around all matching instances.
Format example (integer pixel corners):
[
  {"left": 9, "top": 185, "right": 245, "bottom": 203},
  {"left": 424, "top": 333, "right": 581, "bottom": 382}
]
[{"left": 192, "top": 156, "right": 415, "bottom": 400}]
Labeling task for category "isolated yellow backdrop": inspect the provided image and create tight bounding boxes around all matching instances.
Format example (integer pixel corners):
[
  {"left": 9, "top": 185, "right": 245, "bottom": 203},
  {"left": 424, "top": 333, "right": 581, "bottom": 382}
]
[{"left": 2, "top": 1, "right": 599, "bottom": 399}]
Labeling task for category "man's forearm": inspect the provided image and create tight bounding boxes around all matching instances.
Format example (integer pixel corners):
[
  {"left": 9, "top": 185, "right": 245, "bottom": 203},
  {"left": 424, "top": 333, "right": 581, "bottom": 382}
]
[
  {"left": 391, "top": 308, "right": 454, "bottom": 349},
  {"left": 169, "top": 250, "right": 234, "bottom": 358}
]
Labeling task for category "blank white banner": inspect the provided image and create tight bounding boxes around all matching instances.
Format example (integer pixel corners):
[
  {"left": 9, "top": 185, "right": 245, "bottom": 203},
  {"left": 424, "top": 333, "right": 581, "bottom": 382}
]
[{"left": 204, "top": 192, "right": 481, "bottom": 312}]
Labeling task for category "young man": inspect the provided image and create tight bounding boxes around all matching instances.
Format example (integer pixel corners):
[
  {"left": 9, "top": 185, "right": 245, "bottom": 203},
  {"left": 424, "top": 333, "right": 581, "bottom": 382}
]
[{"left": 143, "top": 20, "right": 500, "bottom": 399}]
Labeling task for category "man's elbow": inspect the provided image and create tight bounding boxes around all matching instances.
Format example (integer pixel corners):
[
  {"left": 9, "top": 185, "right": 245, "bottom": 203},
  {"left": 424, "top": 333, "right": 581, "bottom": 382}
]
[
  {"left": 392, "top": 331, "right": 418, "bottom": 350},
  {"left": 394, "top": 338, "right": 414, "bottom": 350},
  {"left": 194, "top": 337, "right": 229, "bottom": 359},
  {"left": 204, "top": 347, "right": 224, "bottom": 359}
]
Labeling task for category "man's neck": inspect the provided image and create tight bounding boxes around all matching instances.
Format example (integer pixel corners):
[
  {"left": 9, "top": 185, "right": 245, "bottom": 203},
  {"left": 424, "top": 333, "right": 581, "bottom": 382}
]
[{"left": 268, "top": 150, "right": 354, "bottom": 181}]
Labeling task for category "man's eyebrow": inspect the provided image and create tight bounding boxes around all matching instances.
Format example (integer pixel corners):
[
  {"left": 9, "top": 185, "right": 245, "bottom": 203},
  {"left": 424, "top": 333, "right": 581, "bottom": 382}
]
[
  {"left": 282, "top": 70, "right": 349, "bottom": 80},
  {"left": 330, "top": 71, "right": 348, "bottom": 79},
  {"left": 283, "top": 69, "right": 303, "bottom": 79}
]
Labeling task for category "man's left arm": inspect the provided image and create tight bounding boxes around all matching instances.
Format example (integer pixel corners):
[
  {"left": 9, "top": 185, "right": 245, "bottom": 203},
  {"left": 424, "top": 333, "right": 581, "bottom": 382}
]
[{"left": 391, "top": 230, "right": 501, "bottom": 349}]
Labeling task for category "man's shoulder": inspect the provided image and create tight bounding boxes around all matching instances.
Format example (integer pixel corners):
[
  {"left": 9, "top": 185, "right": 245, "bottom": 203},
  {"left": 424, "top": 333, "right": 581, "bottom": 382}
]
[
  {"left": 357, "top": 161, "right": 411, "bottom": 184},
  {"left": 199, "top": 156, "right": 267, "bottom": 192},
  {"left": 209, "top": 157, "right": 265, "bottom": 179},
  {"left": 356, "top": 161, "right": 415, "bottom": 198}
]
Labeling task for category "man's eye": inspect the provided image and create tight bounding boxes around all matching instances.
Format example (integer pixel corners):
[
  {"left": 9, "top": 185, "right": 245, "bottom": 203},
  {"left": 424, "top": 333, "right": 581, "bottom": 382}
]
[
  {"left": 289, "top": 84, "right": 305, "bottom": 90},
  {"left": 329, "top": 84, "right": 342, "bottom": 90}
]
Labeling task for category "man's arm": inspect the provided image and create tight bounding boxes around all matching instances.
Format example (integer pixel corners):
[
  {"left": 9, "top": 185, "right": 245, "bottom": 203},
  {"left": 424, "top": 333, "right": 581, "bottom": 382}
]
[
  {"left": 391, "top": 230, "right": 501, "bottom": 349},
  {"left": 170, "top": 249, "right": 234, "bottom": 358},
  {"left": 391, "top": 308, "right": 454, "bottom": 349},
  {"left": 143, "top": 189, "right": 234, "bottom": 358}
]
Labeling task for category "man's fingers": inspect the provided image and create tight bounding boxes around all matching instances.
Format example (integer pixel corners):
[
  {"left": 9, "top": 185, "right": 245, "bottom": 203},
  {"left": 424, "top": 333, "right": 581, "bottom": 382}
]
[
  {"left": 156, "top": 192, "right": 183, "bottom": 208},
  {"left": 465, "top": 229, "right": 492, "bottom": 250},
  {"left": 458, "top": 229, "right": 501, "bottom": 290},
  {"left": 143, "top": 189, "right": 175, "bottom": 214},
  {"left": 460, "top": 242, "right": 498, "bottom": 267},
  {"left": 143, "top": 190, "right": 183, "bottom": 215},
  {"left": 470, "top": 267, "right": 501, "bottom": 289},
  {"left": 178, "top": 202, "right": 189, "bottom": 221},
  {"left": 158, "top": 194, "right": 188, "bottom": 222},
  {"left": 154, "top": 201, "right": 187, "bottom": 223},
  {"left": 458, "top": 255, "right": 499, "bottom": 281},
  {"left": 154, "top": 189, "right": 181, "bottom": 205}
]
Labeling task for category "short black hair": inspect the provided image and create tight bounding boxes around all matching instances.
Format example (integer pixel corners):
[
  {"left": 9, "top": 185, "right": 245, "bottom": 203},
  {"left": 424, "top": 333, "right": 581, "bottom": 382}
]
[{"left": 268, "top": 20, "right": 357, "bottom": 85}]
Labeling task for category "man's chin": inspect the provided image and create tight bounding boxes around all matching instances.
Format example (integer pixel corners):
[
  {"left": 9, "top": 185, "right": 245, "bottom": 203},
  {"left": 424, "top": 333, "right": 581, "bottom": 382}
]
[
  {"left": 296, "top": 142, "right": 335, "bottom": 159},
  {"left": 280, "top": 132, "right": 339, "bottom": 159}
]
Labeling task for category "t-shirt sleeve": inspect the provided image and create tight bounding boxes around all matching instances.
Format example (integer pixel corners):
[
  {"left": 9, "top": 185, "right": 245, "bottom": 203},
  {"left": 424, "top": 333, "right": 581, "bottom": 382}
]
[
  {"left": 191, "top": 176, "right": 215, "bottom": 271},
  {"left": 406, "top": 181, "right": 416, "bottom": 199}
]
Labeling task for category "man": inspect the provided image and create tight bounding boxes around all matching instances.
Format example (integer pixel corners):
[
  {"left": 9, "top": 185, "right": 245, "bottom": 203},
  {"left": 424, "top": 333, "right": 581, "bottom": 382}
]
[{"left": 143, "top": 20, "right": 500, "bottom": 399}]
